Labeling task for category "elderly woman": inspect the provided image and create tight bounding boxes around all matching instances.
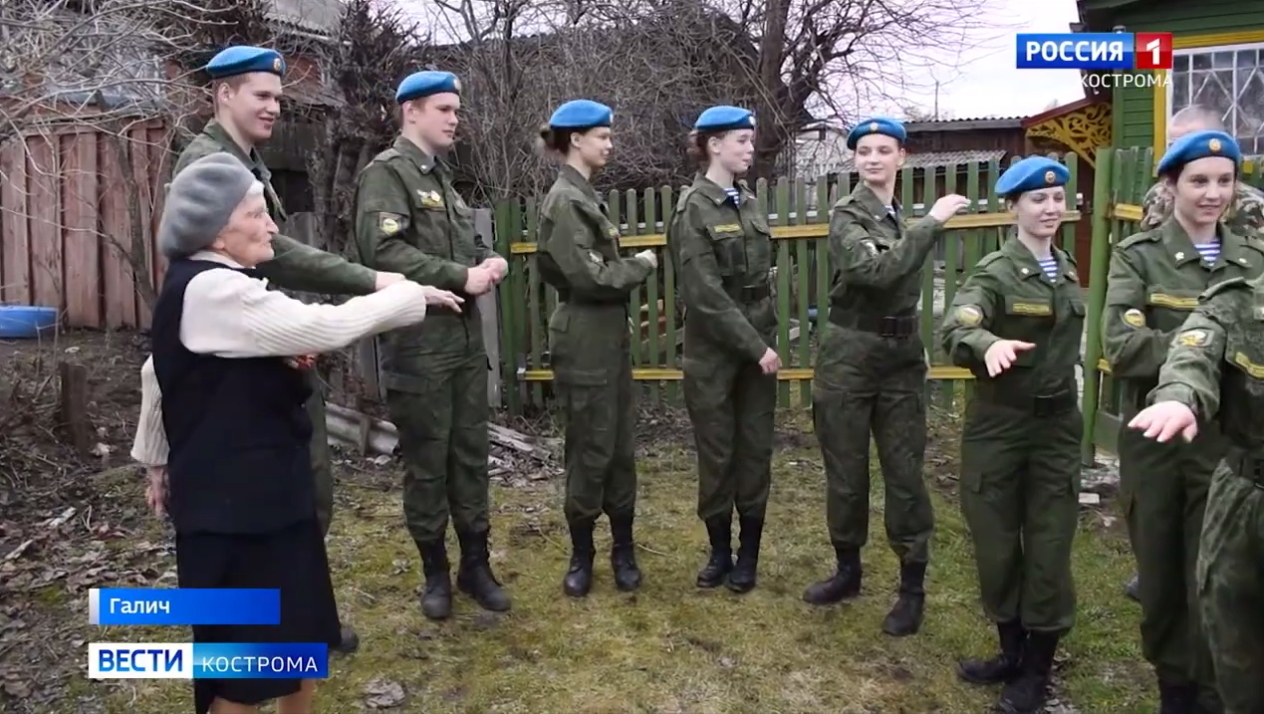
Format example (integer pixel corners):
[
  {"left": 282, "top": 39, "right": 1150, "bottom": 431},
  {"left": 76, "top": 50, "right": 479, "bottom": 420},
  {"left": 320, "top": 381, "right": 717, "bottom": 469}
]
[{"left": 131, "top": 153, "right": 458, "bottom": 714}]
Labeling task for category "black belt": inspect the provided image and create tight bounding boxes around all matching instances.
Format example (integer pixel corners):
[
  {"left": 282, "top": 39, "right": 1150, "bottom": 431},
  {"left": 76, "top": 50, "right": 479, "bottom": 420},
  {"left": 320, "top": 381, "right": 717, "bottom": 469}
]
[
  {"left": 736, "top": 285, "right": 771, "bottom": 303},
  {"left": 557, "top": 290, "right": 626, "bottom": 307},
  {"left": 829, "top": 310, "right": 919, "bottom": 338},
  {"left": 978, "top": 386, "right": 1077, "bottom": 417},
  {"left": 1226, "top": 452, "right": 1264, "bottom": 487}
]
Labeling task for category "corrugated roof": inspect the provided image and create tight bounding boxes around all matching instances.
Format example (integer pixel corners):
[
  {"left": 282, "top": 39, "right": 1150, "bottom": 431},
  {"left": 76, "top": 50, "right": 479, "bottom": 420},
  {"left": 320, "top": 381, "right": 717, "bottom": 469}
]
[{"left": 832, "top": 149, "right": 1007, "bottom": 173}]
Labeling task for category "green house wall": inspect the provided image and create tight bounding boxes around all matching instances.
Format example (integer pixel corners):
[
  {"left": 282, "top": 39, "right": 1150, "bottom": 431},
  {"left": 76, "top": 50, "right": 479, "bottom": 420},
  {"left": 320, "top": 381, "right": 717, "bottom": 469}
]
[{"left": 1104, "top": 0, "right": 1264, "bottom": 148}]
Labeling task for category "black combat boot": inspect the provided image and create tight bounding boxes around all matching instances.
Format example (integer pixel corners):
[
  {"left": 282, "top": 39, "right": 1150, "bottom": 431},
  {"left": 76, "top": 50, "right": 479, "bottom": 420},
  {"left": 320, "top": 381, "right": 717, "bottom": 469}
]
[
  {"left": 801, "top": 545, "right": 861, "bottom": 605},
  {"left": 332, "top": 625, "right": 360, "bottom": 654},
  {"left": 997, "top": 630, "right": 1059, "bottom": 713},
  {"left": 957, "top": 620, "right": 1025, "bottom": 684},
  {"left": 1156, "top": 676, "right": 1196, "bottom": 714},
  {"left": 455, "top": 528, "right": 511, "bottom": 612},
  {"left": 881, "top": 561, "right": 926, "bottom": 637},
  {"left": 416, "top": 539, "right": 452, "bottom": 621},
  {"left": 696, "top": 516, "right": 733, "bottom": 588},
  {"left": 1125, "top": 572, "right": 1140, "bottom": 602},
  {"left": 608, "top": 512, "right": 643, "bottom": 592},
  {"left": 726, "top": 516, "right": 763, "bottom": 593},
  {"left": 563, "top": 520, "right": 596, "bottom": 598}
]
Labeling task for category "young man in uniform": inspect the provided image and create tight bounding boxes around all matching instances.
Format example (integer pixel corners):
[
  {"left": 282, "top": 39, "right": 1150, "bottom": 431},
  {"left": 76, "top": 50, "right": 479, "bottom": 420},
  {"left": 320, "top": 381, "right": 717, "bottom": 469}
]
[
  {"left": 148, "top": 45, "right": 409, "bottom": 653},
  {"left": 348, "top": 71, "right": 511, "bottom": 621}
]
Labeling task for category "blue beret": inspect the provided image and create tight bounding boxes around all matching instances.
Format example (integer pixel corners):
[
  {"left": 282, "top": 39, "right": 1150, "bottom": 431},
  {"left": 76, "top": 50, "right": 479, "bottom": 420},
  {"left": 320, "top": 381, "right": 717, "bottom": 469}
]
[
  {"left": 846, "top": 117, "right": 906, "bottom": 150},
  {"left": 396, "top": 71, "right": 461, "bottom": 104},
  {"left": 695, "top": 105, "right": 755, "bottom": 132},
  {"left": 1157, "top": 130, "right": 1242, "bottom": 175},
  {"left": 548, "top": 100, "right": 613, "bottom": 130},
  {"left": 995, "top": 156, "right": 1070, "bottom": 196},
  {"left": 205, "top": 46, "right": 285, "bottom": 79}
]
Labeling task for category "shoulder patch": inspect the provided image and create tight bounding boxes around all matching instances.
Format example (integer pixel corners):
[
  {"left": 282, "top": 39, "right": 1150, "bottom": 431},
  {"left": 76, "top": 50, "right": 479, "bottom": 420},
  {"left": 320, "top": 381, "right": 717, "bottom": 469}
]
[
  {"left": 1122, "top": 308, "right": 1145, "bottom": 328},
  {"left": 1201, "top": 276, "right": 1250, "bottom": 302},
  {"left": 378, "top": 212, "right": 405, "bottom": 235},
  {"left": 1116, "top": 229, "right": 1162, "bottom": 251},
  {"left": 954, "top": 305, "right": 983, "bottom": 326},
  {"left": 1175, "top": 329, "right": 1210, "bottom": 347}
]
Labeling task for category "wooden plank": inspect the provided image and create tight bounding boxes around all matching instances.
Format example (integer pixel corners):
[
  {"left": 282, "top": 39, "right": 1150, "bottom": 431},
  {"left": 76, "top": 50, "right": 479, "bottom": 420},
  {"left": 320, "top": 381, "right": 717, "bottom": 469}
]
[
  {"left": 519, "top": 365, "right": 978, "bottom": 381},
  {"left": 1111, "top": 203, "right": 1143, "bottom": 221},
  {"left": 26, "top": 135, "right": 62, "bottom": 310},
  {"left": 507, "top": 211, "right": 1087, "bottom": 252},
  {"left": 98, "top": 134, "right": 137, "bottom": 328},
  {"left": 131, "top": 127, "right": 156, "bottom": 328},
  {"left": 1, "top": 140, "right": 31, "bottom": 305},
  {"left": 62, "top": 132, "right": 102, "bottom": 328}
]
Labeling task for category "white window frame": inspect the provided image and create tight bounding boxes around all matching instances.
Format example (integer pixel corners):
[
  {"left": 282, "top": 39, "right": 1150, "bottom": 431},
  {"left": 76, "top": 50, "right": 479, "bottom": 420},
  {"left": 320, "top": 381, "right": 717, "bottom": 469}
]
[{"left": 1166, "top": 41, "right": 1264, "bottom": 154}]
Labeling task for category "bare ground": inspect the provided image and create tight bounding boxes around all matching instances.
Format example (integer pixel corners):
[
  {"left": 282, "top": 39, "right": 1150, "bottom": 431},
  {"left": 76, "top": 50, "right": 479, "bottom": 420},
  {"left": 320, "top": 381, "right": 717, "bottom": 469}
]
[{"left": 0, "top": 330, "right": 1151, "bottom": 714}]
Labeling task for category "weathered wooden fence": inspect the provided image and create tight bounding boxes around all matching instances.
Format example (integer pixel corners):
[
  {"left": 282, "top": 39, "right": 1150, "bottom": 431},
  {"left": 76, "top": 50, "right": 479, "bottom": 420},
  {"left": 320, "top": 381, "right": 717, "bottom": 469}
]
[
  {"left": 493, "top": 153, "right": 1084, "bottom": 417},
  {"left": 0, "top": 121, "right": 171, "bottom": 329}
]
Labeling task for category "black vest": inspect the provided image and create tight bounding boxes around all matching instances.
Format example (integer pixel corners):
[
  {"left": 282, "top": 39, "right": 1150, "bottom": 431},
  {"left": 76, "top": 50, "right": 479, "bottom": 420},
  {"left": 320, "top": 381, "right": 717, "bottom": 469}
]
[{"left": 151, "top": 258, "right": 314, "bottom": 535}]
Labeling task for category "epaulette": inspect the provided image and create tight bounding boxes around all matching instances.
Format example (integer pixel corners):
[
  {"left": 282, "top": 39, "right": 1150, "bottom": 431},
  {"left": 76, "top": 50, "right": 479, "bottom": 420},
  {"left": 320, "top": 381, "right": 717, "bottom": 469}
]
[
  {"left": 674, "top": 187, "right": 696, "bottom": 215},
  {"left": 1241, "top": 233, "right": 1264, "bottom": 254},
  {"left": 974, "top": 250, "right": 1006, "bottom": 271},
  {"left": 1200, "top": 276, "right": 1249, "bottom": 302},
  {"left": 1115, "top": 228, "right": 1162, "bottom": 250}
]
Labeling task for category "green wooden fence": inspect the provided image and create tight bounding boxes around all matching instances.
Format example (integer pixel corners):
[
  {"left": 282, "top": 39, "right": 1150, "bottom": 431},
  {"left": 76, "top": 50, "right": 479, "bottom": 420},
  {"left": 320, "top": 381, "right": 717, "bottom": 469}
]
[
  {"left": 492, "top": 152, "right": 1083, "bottom": 416},
  {"left": 486, "top": 145, "right": 1264, "bottom": 465}
]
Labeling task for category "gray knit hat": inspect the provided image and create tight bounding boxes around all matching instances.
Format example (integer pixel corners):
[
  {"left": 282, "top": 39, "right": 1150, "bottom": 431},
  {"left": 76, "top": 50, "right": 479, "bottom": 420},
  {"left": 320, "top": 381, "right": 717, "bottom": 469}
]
[{"left": 158, "top": 152, "right": 257, "bottom": 259}]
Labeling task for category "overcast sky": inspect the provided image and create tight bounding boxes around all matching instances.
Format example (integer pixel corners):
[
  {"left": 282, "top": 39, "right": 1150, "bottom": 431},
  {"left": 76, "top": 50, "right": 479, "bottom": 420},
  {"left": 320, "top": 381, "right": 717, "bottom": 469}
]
[{"left": 927, "top": 0, "right": 1086, "bottom": 118}]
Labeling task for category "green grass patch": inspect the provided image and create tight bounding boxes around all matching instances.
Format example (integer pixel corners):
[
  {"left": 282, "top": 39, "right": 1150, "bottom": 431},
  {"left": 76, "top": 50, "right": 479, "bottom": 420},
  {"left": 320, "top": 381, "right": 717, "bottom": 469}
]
[{"left": 74, "top": 411, "right": 1151, "bottom": 713}]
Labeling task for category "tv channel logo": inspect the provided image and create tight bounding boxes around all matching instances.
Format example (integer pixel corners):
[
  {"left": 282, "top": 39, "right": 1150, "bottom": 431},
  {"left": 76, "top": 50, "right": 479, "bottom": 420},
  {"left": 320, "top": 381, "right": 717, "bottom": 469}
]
[{"left": 1016, "top": 33, "right": 1173, "bottom": 70}]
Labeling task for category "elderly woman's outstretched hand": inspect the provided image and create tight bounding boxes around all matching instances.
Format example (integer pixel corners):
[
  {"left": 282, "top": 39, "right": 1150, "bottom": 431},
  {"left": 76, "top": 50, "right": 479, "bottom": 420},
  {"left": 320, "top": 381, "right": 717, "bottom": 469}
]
[{"left": 420, "top": 285, "right": 464, "bottom": 312}]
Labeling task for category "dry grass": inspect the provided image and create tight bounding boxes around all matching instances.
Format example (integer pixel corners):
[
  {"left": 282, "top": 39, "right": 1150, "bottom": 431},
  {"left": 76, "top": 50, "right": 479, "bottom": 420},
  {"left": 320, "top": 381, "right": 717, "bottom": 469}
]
[{"left": 63, "top": 410, "right": 1151, "bottom": 714}]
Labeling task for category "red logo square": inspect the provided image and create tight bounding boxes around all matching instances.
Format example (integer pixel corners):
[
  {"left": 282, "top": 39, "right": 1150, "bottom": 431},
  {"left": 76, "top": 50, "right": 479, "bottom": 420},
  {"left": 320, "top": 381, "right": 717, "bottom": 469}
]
[{"left": 1136, "top": 33, "right": 1174, "bottom": 70}]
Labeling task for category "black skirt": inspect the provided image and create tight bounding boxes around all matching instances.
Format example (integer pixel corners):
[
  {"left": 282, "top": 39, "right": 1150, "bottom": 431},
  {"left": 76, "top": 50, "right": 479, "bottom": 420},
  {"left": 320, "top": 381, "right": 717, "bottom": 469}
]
[{"left": 175, "top": 518, "right": 340, "bottom": 714}]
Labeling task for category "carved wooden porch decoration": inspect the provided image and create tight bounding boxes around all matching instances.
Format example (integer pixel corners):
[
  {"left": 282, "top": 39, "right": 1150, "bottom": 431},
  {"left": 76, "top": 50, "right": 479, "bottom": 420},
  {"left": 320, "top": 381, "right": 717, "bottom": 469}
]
[{"left": 1023, "top": 100, "right": 1112, "bottom": 167}]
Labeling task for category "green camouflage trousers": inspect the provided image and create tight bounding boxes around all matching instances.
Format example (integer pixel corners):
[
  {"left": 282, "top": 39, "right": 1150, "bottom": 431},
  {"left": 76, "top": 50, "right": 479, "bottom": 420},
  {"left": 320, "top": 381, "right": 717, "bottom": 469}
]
[
  {"left": 683, "top": 358, "right": 776, "bottom": 522},
  {"left": 960, "top": 400, "right": 1080, "bottom": 632},
  {"left": 1198, "top": 462, "right": 1264, "bottom": 714},
  {"left": 1118, "top": 424, "right": 1218, "bottom": 693},
  {"left": 386, "top": 352, "right": 492, "bottom": 544},
  {"left": 810, "top": 325, "right": 934, "bottom": 563}
]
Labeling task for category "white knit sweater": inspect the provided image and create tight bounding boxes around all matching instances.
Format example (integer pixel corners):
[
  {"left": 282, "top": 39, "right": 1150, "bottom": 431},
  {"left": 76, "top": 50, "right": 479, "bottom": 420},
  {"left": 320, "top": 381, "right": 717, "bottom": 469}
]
[{"left": 131, "top": 251, "right": 429, "bottom": 466}]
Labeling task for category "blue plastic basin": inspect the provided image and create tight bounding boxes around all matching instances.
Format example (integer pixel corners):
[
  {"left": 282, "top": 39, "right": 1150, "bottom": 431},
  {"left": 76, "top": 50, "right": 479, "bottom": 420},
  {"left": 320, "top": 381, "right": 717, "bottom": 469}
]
[{"left": 0, "top": 306, "right": 59, "bottom": 339}]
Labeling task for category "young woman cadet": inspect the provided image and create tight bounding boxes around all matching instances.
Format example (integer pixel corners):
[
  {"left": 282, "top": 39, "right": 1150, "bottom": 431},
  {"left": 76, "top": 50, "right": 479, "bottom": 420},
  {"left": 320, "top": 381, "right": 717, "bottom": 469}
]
[
  {"left": 534, "top": 99, "right": 658, "bottom": 598},
  {"left": 1103, "top": 130, "right": 1257, "bottom": 713},
  {"left": 804, "top": 116, "right": 969, "bottom": 639},
  {"left": 666, "top": 105, "right": 780, "bottom": 592},
  {"left": 940, "top": 156, "right": 1083, "bottom": 714}
]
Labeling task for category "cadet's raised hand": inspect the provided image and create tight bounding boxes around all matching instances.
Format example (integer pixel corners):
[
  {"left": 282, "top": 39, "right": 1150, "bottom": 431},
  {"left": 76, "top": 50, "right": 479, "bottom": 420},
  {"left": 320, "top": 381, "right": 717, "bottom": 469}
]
[
  {"left": 983, "top": 339, "right": 1034, "bottom": 377},
  {"left": 422, "top": 285, "right": 464, "bottom": 312},
  {"left": 758, "top": 347, "right": 781, "bottom": 374},
  {"left": 1128, "top": 401, "right": 1198, "bottom": 443},
  {"left": 634, "top": 249, "right": 657, "bottom": 269},
  {"left": 929, "top": 194, "right": 971, "bottom": 223},
  {"left": 464, "top": 265, "right": 493, "bottom": 295},
  {"left": 374, "top": 271, "right": 406, "bottom": 291}
]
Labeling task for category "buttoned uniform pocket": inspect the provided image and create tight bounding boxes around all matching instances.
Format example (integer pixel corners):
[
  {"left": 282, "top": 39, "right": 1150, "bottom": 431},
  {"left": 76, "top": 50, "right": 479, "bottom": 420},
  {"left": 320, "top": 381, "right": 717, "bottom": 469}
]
[
  {"left": 1000, "top": 295, "right": 1054, "bottom": 367},
  {"left": 406, "top": 187, "right": 451, "bottom": 254},
  {"left": 705, "top": 223, "right": 747, "bottom": 276}
]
